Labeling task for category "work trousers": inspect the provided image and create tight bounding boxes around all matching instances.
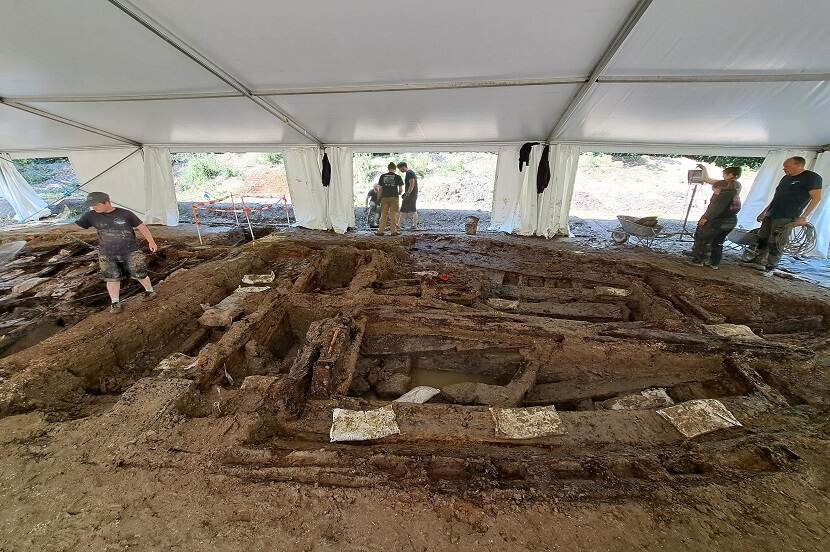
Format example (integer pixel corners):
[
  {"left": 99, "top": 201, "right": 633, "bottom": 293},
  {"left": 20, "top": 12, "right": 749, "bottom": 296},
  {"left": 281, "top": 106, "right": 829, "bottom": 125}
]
[
  {"left": 378, "top": 197, "right": 400, "bottom": 234},
  {"left": 691, "top": 218, "right": 736, "bottom": 267},
  {"left": 756, "top": 217, "right": 793, "bottom": 269}
]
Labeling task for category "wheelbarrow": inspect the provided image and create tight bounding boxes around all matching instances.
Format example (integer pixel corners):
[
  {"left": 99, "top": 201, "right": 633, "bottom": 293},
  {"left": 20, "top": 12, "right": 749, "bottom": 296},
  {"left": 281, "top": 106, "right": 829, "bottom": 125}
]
[
  {"left": 610, "top": 215, "right": 672, "bottom": 248},
  {"left": 726, "top": 228, "right": 760, "bottom": 262}
]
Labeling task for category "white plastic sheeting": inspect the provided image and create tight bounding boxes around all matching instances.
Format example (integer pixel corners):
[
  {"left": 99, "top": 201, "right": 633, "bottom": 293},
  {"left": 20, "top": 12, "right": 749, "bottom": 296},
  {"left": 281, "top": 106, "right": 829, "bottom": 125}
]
[
  {"left": 324, "top": 147, "right": 356, "bottom": 234},
  {"left": 736, "top": 150, "right": 817, "bottom": 230},
  {"left": 537, "top": 144, "right": 580, "bottom": 238},
  {"left": 283, "top": 148, "right": 328, "bottom": 231},
  {"left": 68, "top": 148, "right": 179, "bottom": 226},
  {"left": 808, "top": 153, "right": 830, "bottom": 259},
  {"left": 0, "top": 155, "right": 50, "bottom": 222},
  {"left": 490, "top": 144, "right": 580, "bottom": 238}
]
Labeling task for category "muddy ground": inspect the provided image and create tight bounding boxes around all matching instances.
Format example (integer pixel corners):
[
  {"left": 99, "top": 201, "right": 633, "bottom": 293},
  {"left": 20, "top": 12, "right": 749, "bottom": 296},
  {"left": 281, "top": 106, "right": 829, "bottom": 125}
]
[{"left": 0, "top": 224, "right": 829, "bottom": 551}]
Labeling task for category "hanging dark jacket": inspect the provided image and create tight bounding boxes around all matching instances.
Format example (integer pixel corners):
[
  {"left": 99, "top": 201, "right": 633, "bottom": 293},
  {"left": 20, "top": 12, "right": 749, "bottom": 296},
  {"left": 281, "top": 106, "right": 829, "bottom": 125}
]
[
  {"left": 536, "top": 144, "right": 551, "bottom": 193},
  {"left": 519, "top": 142, "right": 540, "bottom": 172},
  {"left": 321, "top": 152, "right": 331, "bottom": 187}
]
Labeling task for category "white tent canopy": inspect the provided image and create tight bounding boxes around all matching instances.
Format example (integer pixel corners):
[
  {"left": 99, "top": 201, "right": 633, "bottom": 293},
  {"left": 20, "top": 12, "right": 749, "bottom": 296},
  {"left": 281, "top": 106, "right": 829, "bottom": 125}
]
[{"left": 1, "top": 0, "right": 828, "bottom": 152}]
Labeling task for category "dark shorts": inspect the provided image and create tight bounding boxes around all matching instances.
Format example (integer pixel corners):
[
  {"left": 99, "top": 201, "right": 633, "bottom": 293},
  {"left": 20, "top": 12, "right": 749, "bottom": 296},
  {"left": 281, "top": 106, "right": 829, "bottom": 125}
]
[
  {"left": 400, "top": 191, "right": 418, "bottom": 213},
  {"left": 99, "top": 251, "right": 148, "bottom": 282}
]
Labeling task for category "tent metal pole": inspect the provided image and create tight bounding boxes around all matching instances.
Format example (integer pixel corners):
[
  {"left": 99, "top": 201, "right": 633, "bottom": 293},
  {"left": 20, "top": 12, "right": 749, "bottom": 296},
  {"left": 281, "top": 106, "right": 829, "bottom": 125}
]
[
  {"left": 0, "top": 100, "right": 142, "bottom": 147},
  {"left": 4, "top": 91, "right": 245, "bottom": 103},
  {"left": 547, "top": 0, "right": 654, "bottom": 141},
  {"left": 6, "top": 71, "right": 828, "bottom": 104},
  {"left": 256, "top": 77, "right": 587, "bottom": 96},
  {"left": 600, "top": 73, "right": 830, "bottom": 84},
  {"left": 106, "top": 0, "right": 322, "bottom": 146}
]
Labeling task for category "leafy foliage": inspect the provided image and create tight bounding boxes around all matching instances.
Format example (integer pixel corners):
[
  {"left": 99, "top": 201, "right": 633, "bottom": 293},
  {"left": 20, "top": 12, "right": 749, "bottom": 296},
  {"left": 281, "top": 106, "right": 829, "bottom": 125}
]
[{"left": 258, "top": 152, "right": 283, "bottom": 166}]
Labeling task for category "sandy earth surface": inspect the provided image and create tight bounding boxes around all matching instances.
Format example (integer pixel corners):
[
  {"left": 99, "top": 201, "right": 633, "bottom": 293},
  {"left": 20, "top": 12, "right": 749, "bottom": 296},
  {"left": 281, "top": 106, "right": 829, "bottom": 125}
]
[{"left": 0, "top": 223, "right": 829, "bottom": 551}]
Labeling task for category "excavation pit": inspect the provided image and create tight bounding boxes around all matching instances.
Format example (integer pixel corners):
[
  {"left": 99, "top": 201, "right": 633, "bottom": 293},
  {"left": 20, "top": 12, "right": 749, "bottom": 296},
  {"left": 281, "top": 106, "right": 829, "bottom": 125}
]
[{"left": 0, "top": 230, "right": 828, "bottom": 550}]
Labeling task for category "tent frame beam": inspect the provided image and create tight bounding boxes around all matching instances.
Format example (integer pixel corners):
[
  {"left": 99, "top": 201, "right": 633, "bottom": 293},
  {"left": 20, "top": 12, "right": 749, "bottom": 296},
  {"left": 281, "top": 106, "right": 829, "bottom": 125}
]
[
  {"left": 547, "top": 0, "right": 654, "bottom": 141},
  {"left": 6, "top": 72, "right": 829, "bottom": 103},
  {"left": 106, "top": 0, "right": 322, "bottom": 146},
  {"left": 0, "top": 99, "right": 142, "bottom": 147}
]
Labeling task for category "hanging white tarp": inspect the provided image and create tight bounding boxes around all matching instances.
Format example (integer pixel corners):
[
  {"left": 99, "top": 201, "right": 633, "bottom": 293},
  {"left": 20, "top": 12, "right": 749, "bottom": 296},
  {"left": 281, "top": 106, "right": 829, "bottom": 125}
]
[
  {"left": 68, "top": 147, "right": 179, "bottom": 225},
  {"left": 536, "top": 144, "right": 580, "bottom": 238},
  {"left": 737, "top": 150, "right": 818, "bottom": 230},
  {"left": 489, "top": 144, "right": 542, "bottom": 235},
  {"left": 324, "top": 147, "right": 355, "bottom": 234},
  {"left": 808, "top": 152, "right": 830, "bottom": 259},
  {"left": 143, "top": 147, "right": 179, "bottom": 226},
  {"left": 0, "top": 155, "right": 50, "bottom": 222},
  {"left": 283, "top": 148, "right": 327, "bottom": 231},
  {"left": 490, "top": 144, "right": 579, "bottom": 238}
]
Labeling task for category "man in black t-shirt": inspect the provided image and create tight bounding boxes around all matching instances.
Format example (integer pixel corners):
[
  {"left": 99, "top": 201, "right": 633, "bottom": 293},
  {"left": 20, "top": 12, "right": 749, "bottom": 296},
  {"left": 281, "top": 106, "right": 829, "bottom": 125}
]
[
  {"left": 755, "top": 156, "right": 823, "bottom": 274},
  {"left": 397, "top": 161, "right": 419, "bottom": 230},
  {"left": 375, "top": 162, "right": 404, "bottom": 236},
  {"left": 75, "top": 192, "right": 159, "bottom": 313}
]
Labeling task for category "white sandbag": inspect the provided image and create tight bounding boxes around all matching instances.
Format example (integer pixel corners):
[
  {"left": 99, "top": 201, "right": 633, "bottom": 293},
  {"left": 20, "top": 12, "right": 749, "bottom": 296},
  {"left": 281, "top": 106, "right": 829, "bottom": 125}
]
[
  {"left": 490, "top": 405, "right": 566, "bottom": 439},
  {"left": 602, "top": 388, "right": 674, "bottom": 410},
  {"left": 330, "top": 405, "right": 401, "bottom": 442},
  {"left": 657, "top": 399, "right": 742, "bottom": 439},
  {"left": 242, "top": 271, "right": 275, "bottom": 285},
  {"left": 394, "top": 386, "right": 441, "bottom": 404}
]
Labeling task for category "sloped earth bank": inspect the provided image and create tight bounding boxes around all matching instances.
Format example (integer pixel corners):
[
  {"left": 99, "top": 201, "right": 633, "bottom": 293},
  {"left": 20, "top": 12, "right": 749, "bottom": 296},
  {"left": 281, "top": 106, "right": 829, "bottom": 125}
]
[{"left": 1, "top": 231, "right": 829, "bottom": 551}]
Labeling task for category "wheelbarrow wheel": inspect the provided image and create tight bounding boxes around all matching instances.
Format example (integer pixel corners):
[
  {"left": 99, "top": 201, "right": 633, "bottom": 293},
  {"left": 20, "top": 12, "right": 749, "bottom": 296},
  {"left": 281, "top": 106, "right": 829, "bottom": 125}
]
[
  {"left": 611, "top": 230, "right": 629, "bottom": 244},
  {"left": 741, "top": 248, "right": 757, "bottom": 262}
]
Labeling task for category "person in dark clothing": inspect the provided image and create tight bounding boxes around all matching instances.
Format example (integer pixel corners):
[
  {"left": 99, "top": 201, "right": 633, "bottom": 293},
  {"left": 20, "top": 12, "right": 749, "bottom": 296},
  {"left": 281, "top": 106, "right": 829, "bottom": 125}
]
[
  {"left": 75, "top": 192, "right": 158, "bottom": 313},
  {"left": 755, "top": 156, "right": 823, "bottom": 275},
  {"left": 397, "top": 161, "right": 419, "bottom": 230},
  {"left": 376, "top": 162, "right": 404, "bottom": 236},
  {"left": 689, "top": 165, "right": 743, "bottom": 269},
  {"left": 365, "top": 185, "right": 380, "bottom": 228}
]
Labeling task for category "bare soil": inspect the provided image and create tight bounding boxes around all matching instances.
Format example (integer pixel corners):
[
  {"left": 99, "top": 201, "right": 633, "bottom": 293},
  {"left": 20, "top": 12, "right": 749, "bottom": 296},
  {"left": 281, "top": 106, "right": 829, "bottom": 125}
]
[{"left": 0, "top": 226, "right": 829, "bottom": 551}]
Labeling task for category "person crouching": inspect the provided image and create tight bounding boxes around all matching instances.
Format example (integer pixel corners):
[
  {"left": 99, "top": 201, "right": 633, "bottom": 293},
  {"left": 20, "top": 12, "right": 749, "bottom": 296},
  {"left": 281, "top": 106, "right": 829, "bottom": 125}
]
[{"left": 689, "top": 165, "right": 742, "bottom": 269}]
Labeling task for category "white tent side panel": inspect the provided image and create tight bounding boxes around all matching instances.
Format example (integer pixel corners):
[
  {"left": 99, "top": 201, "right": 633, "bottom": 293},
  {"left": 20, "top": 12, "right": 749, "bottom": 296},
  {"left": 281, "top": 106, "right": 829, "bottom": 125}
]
[
  {"left": 808, "top": 153, "right": 830, "bottom": 259},
  {"left": 0, "top": 155, "right": 50, "bottom": 222},
  {"left": 284, "top": 148, "right": 328, "bottom": 231},
  {"left": 324, "top": 147, "right": 355, "bottom": 234},
  {"left": 68, "top": 149, "right": 147, "bottom": 218},
  {"left": 143, "top": 147, "right": 180, "bottom": 226}
]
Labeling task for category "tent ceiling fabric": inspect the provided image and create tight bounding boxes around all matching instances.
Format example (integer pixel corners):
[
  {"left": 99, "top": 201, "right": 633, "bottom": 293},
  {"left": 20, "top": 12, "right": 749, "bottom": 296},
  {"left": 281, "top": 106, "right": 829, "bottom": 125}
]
[
  {"left": 26, "top": 98, "right": 310, "bottom": 146},
  {"left": 270, "top": 85, "right": 580, "bottom": 144},
  {"left": 606, "top": 0, "right": 830, "bottom": 75},
  {"left": 0, "top": 0, "right": 828, "bottom": 150},
  {"left": 0, "top": 104, "right": 124, "bottom": 150},
  {"left": 558, "top": 81, "right": 830, "bottom": 147},
  {"left": 133, "top": 0, "right": 637, "bottom": 87},
  {"left": 0, "top": 0, "right": 230, "bottom": 96}
]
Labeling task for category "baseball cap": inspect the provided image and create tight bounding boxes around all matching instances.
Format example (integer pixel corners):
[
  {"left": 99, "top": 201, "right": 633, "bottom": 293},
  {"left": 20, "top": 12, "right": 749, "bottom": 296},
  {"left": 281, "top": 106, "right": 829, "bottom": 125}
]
[{"left": 85, "top": 192, "right": 110, "bottom": 206}]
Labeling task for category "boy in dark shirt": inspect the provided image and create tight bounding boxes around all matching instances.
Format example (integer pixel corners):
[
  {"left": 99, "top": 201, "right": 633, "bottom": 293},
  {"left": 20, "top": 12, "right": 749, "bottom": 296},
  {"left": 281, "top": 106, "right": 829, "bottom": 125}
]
[
  {"left": 75, "top": 192, "right": 159, "bottom": 313},
  {"left": 690, "top": 165, "right": 742, "bottom": 269},
  {"left": 755, "top": 156, "right": 823, "bottom": 274},
  {"left": 365, "top": 185, "right": 380, "bottom": 228},
  {"left": 375, "top": 162, "right": 404, "bottom": 236}
]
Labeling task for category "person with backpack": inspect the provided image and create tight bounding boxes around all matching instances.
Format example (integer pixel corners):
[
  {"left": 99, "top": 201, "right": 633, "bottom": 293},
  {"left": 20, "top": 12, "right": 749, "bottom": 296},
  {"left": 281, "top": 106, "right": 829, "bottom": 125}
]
[{"left": 689, "top": 164, "right": 743, "bottom": 269}]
